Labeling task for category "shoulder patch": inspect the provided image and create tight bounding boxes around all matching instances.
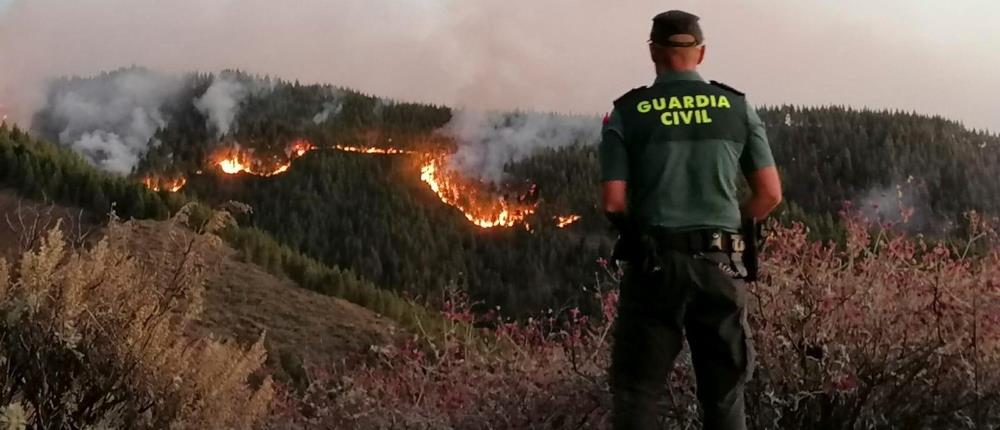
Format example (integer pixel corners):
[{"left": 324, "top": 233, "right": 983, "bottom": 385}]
[
  {"left": 709, "top": 80, "right": 745, "bottom": 97},
  {"left": 614, "top": 86, "right": 647, "bottom": 105}
]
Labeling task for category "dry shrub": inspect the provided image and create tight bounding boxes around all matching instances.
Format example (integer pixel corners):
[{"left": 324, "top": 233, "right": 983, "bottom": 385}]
[
  {"left": 266, "top": 289, "right": 617, "bottom": 429},
  {"left": 270, "top": 215, "right": 1000, "bottom": 429},
  {"left": 0, "top": 205, "right": 273, "bottom": 429},
  {"left": 749, "top": 212, "right": 1000, "bottom": 428}
]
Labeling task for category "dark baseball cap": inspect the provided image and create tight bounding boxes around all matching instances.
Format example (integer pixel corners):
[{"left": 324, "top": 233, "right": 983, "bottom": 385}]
[{"left": 650, "top": 10, "right": 704, "bottom": 47}]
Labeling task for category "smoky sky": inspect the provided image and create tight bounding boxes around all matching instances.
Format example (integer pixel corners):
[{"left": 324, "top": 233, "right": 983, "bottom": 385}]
[{"left": 1, "top": 0, "right": 998, "bottom": 133}]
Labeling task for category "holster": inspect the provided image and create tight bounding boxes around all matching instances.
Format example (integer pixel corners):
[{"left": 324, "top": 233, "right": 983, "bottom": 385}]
[
  {"left": 739, "top": 218, "right": 762, "bottom": 282},
  {"left": 608, "top": 212, "right": 661, "bottom": 273}
]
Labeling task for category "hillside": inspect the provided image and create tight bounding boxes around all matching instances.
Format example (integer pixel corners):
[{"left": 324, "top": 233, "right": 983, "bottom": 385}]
[
  {"left": 0, "top": 190, "right": 394, "bottom": 375},
  {"left": 18, "top": 67, "right": 1000, "bottom": 316}
]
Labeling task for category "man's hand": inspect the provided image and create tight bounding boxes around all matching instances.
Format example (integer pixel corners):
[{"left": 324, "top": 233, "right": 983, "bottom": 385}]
[
  {"left": 742, "top": 166, "right": 782, "bottom": 220},
  {"left": 602, "top": 180, "right": 628, "bottom": 213}
]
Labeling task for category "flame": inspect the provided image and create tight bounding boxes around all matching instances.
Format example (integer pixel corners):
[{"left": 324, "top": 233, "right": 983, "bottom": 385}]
[
  {"left": 142, "top": 175, "right": 187, "bottom": 192},
  {"left": 208, "top": 138, "right": 549, "bottom": 229},
  {"left": 334, "top": 145, "right": 414, "bottom": 155},
  {"left": 330, "top": 143, "right": 542, "bottom": 228},
  {"left": 419, "top": 155, "right": 536, "bottom": 228},
  {"left": 556, "top": 215, "right": 582, "bottom": 228},
  {"left": 214, "top": 139, "right": 315, "bottom": 176},
  {"left": 288, "top": 139, "right": 316, "bottom": 157}
]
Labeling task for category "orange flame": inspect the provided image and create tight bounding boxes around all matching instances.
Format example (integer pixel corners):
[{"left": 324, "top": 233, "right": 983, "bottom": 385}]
[
  {"left": 556, "top": 215, "right": 582, "bottom": 228},
  {"left": 419, "top": 155, "right": 536, "bottom": 228},
  {"left": 142, "top": 175, "right": 187, "bottom": 192},
  {"left": 334, "top": 145, "right": 414, "bottom": 155},
  {"left": 214, "top": 139, "right": 315, "bottom": 177},
  {"left": 206, "top": 139, "right": 554, "bottom": 229},
  {"left": 288, "top": 139, "right": 317, "bottom": 157}
]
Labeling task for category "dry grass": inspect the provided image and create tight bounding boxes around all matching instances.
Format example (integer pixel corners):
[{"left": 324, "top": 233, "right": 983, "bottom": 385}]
[
  {"left": 0, "top": 206, "right": 274, "bottom": 429},
  {"left": 0, "top": 190, "right": 396, "bottom": 378},
  {"left": 121, "top": 219, "right": 397, "bottom": 375}
]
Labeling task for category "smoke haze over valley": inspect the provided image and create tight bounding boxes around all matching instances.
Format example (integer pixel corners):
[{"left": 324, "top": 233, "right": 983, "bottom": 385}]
[
  {"left": 1, "top": 3, "right": 1000, "bottom": 427},
  {"left": 1, "top": 0, "right": 998, "bottom": 133}
]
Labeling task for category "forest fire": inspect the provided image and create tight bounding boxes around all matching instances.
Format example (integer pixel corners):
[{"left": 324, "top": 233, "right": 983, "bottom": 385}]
[
  {"left": 141, "top": 138, "right": 569, "bottom": 229},
  {"left": 288, "top": 139, "right": 316, "bottom": 157},
  {"left": 333, "top": 145, "right": 414, "bottom": 155},
  {"left": 214, "top": 139, "right": 316, "bottom": 177},
  {"left": 142, "top": 175, "right": 187, "bottom": 193},
  {"left": 419, "top": 155, "right": 537, "bottom": 228},
  {"left": 556, "top": 215, "right": 582, "bottom": 228}
]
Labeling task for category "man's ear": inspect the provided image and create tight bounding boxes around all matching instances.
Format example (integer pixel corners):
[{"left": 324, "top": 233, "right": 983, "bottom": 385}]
[
  {"left": 697, "top": 45, "right": 706, "bottom": 65},
  {"left": 648, "top": 43, "right": 658, "bottom": 63}
]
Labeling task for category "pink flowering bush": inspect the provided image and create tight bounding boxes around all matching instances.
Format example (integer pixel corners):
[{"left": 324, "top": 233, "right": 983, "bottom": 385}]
[
  {"left": 748, "top": 212, "right": 1000, "bottom": 428},
  {"left": 266, "top": 214, "right": 1000, "bottom": 429}
]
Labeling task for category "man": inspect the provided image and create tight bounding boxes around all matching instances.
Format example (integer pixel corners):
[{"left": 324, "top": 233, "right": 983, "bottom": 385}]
[{"left": 599, "top": 10, "right": 782, "bottom": 430}]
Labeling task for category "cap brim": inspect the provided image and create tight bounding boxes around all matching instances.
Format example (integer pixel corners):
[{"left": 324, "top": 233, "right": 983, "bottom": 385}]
[{"left": 650, "top": 33, "right": 702, "bottom": 47}]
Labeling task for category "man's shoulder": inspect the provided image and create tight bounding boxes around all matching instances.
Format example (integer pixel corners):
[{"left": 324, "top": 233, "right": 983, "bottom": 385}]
[
  {"left": 708, "top": 80, "right": 746, "bottom": 97},
  {"left": 613, "top": 86, "right": 649, "bottom": 106}
]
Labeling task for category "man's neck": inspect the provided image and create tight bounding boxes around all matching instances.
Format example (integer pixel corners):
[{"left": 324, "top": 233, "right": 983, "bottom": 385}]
[{"left": 656, "top": 65, "right": 698, "bottom": 75}]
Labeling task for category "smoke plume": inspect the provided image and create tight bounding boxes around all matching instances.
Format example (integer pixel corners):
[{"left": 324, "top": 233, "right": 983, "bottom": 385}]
[
  {"left": 444, "top": 110, "right": 600, "bottom": 182},
  {"left": 2, "top": 0, "right": 997, "bottom": 179},
  {"left": 38, "top": 68, "right": 180, "bottom": 174},
  {"left": 312, "top": 100, "right": 343, "bottom": 125},
  {"left": 857, "top": 178, "right": 941, "bottom": 234},
  {"left": 194, "top": 76, "right": 247, "bottom": 138},
  {"left": 3, "top": 0, "right": 996, "bottom": 134}
]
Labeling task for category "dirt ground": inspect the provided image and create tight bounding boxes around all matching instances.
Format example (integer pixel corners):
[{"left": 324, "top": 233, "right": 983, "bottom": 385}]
[{"left": 0, "top": 189, "right": 395, "bottom": 369}]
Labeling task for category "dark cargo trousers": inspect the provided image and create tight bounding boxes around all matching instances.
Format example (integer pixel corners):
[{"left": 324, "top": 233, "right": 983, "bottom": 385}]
[{"left": 610, "top": 250, "right": 754, "bottom": 430}]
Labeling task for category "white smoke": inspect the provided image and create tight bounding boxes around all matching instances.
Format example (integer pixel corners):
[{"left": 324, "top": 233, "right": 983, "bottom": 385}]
[
  {"left": 1, "top": 1, "right": 999, "bottom": 134},
  {"left": 43, "top": 68, "right": 180, "bottom": 174},
  {"left": 194, "top": 75, "right": 248, "bottom": 137},
  {"left": 444, "top": 110, "right": 601, "bottom": 182},
  {"left": 312, "top": 100, "right": 343, "bottom": 124},
  {"left": 857, "top": 178, "right": 939, "bottom": 233}
]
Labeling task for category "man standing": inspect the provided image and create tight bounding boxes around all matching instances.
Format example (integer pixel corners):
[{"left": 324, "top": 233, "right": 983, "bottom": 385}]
[{"left": 599, "top": 10, "right": 783, "bottom": 430}]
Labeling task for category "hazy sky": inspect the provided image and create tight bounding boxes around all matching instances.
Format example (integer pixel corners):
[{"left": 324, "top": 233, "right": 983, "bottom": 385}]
[{"left": 1, "top": 0, "right": 998, "bottom": 132}]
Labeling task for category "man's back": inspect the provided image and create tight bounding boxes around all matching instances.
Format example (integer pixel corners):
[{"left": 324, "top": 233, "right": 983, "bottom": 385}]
[
  {"left": 601, "top": 71, "right": 774, "bottom": 232},
  {"left": 599, "top": 10, "right": 782, "bottom": 430}
]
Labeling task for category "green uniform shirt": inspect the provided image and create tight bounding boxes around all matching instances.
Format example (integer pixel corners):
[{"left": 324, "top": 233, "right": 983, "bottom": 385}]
[{"left": 599, "top": 70, "right": 775, "bottom": 232}]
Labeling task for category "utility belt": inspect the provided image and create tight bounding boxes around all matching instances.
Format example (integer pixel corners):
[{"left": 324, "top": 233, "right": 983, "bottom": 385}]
[
  {"left": 645, "top": 227, "right": 747, "bottom": 254},
  {"left": 612, "top": 221, "right": 761, "bottom": 281}
]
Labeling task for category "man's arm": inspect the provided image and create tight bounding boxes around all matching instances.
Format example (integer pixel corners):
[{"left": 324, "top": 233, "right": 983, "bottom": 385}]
[
  {"left": 743, "top": 166, "right": 782, "bottom": 219},
  {"left": 599, "top": 109, "right": 629, "bottom": 214},
  {"left": 603, "top": 180, "right": 628, "bottom": 213},
  {"left": 740, "top": 103, "right": 782, "bottom": 219}
]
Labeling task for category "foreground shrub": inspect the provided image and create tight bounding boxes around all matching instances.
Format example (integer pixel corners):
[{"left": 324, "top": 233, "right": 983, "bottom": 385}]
[
  {"left": 748, "top": 212, "right": 1000, "bottom": 428},
  {"left": 0, "top": 210, "right": 273, "bottom": 429},
  {"left": 269, "top": 215, "right": 999, "bottom": 429}
]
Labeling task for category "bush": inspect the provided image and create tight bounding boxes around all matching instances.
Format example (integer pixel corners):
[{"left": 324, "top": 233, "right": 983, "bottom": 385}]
[
  {"left": 268, "top": 215, "right": 1000, "bottom": 429},
  {"left": 0, "top": 212, "right": 273, "bottom": 429}
]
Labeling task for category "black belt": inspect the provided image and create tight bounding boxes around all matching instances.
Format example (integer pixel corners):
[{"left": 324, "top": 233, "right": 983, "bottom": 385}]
[{"left": 646, "top": 227, "right": 746, "bottom": 253}]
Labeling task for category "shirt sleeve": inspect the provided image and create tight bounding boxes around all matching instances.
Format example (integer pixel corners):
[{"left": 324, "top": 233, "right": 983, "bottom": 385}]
[
  {"left": 599, "top": 108, "right": 629, "bottom": 182},
  {"left": 740, "top": 101, "right": 776, "bottom": 174}
]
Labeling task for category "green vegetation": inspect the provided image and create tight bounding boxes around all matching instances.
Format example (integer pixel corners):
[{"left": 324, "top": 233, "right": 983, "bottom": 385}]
[
  {"left": 0, "top": 123, "right": 441, "bottom": 336},
  {"left": 23, "top": 68, "right": 1000, "bottom": 316}
]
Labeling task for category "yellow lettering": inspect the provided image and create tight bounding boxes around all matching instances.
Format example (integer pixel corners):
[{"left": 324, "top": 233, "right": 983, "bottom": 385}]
[
  {"left": 637, "top": 101, "right": 651, "bottom": 113},
  {"left": 683, "top": 96, "right": 695, "bottom": 109},
  {"left": 660, "top": 111, "right": 673, "bottom": 126},
  {"left": 669, "top": 97, "right": 683, "bottom": 110},
  {"left": 696, "top": 95, "right": 710, "bottom": 108},
  {"left": 701, "top": 109, "right": 713, "bottom": 123},
  {"left": 679, "top": 110, "right": 694, "bottom": 124},
  {"left": 652, "top": 98, "right": 667, "bottom": 111},
  {"left": 718, "top": 96, "right": 731, "bottom": 109}
]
